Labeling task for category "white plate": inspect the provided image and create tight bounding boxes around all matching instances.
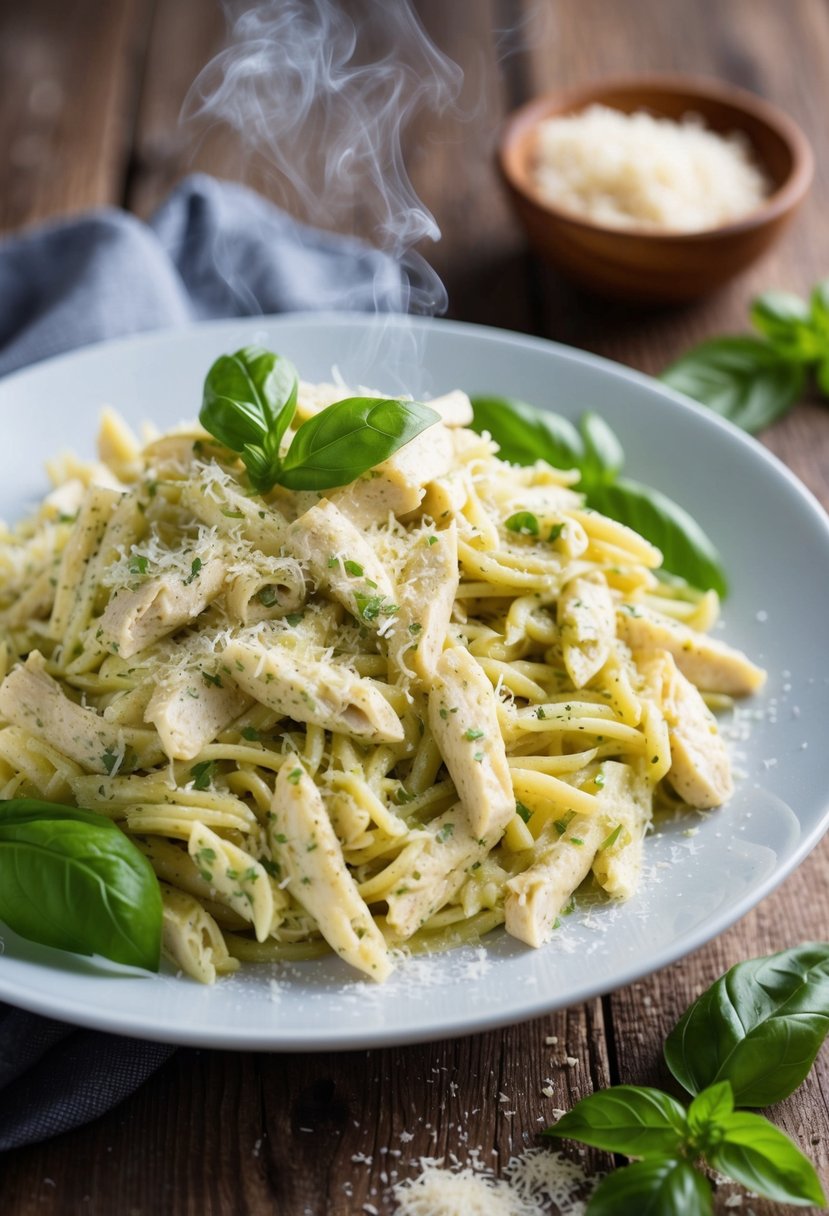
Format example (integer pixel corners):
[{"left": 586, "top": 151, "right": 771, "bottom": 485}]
[{"left": 0, "top": 314, "right": 827, "bottom": 1051}]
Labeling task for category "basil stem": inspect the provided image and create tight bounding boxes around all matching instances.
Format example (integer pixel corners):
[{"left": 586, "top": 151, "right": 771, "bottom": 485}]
[{"left": 0, "top": 799, "right": 163, "bottom": 971}]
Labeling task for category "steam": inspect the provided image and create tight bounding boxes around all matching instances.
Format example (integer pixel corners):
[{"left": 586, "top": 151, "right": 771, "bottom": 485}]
[{"left": 183, "top": 0, "right": 463, "bottom": 316}]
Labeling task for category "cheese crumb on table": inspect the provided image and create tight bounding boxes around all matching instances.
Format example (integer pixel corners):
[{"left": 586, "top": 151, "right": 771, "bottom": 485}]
[{"left": 392, "top": 1148, "right": 596, "bottom": 1215}]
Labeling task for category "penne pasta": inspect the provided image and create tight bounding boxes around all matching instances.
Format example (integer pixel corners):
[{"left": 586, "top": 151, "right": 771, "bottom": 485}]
[{"left": 0, "top": 371, "right": 765, "bottom": 985}]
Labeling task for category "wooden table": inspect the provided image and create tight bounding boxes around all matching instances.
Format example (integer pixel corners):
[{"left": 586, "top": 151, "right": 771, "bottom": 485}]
[{"left": 1, "top": 1, "right": 827, "bottom": 1211}]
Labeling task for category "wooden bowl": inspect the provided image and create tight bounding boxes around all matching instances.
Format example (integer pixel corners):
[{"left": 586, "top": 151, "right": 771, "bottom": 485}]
[{"left": 498, "top": 75, "right": 814, "bottom": 303}]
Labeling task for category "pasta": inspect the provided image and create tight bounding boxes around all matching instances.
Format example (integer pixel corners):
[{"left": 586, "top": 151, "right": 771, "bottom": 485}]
[{"left": 0, "top": 380, "right": 766, "bottom": 984}]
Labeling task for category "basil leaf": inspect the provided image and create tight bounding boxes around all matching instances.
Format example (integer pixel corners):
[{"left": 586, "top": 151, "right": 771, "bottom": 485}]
[
  {"left": 708, "top": 1112, "right": 827, "bottom": 1208},
  {"left": 750, "top": 291, "right": 823, "bottom": 362},
  {"left": 545, "top": 1085, "right": 687, "bottom": 1157},
  {"left": 810, "top": 279, "right": 829, "bottom": 340},
  {"left": 279, "top": 398, "right": 439, "bottom": 491},
  {"left": 579, "top": 412, "right": 625, "bottom": 486},
  {"left": 660, "top": 337, "right": 804, "bottom": 433},
  {"left": 817, "top": 356, "right": 829, "bottom": 399},
  {"left": 201, "top": 347, "right": 297, "bottom": 451},
  {"left": 260, "top": 354, "right": 299, "bottom": 450},
  {"left": 586, "top": 479, "right": 727, "bottom": 597},
  {"left": 686, "top": 1080, "right": 734, "bottom": 1141},
  {"left": 586, "top": 1158, "right": 712, "bottom": 1216},
  {"left": 663, "top": 943, "right": 829, "bottom": 1107},
  {"left": 0, "top": 798, "right": 162, "bottom": 971},
  {"left": 469, "top": 395, "right": 584, "bottom": 469}
]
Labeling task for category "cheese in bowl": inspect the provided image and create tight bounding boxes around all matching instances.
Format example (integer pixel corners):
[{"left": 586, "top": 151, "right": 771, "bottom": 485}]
[{"left": 532, "top": 103, "right": 770, "bottom": 233}]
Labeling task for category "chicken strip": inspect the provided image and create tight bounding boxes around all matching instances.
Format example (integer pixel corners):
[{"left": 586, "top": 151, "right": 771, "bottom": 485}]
[
  {"left": 557, "top": 572, "right": 616, "bottom": 688},
  {"left": 0, "top": 652, "right": 163, "bottom": 773},
  {"left": 225, "top": 637, "right": 403, "bottom": 743},
  {"left": 617, "top": 602, "right": 765, "bottom": 695},
  {"left": 270, "top": 764, "right": 392, "bottom": 981},
  {"left": 428, "top": 646, "right": 514, "bottom": 838}
]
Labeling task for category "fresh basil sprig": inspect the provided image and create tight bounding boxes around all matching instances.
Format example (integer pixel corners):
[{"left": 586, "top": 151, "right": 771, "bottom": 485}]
[
  {"left": 546, "top": 943, "right": 829, "bottom": 1214},
  {"left": 200, "top": 347, "right": 439, "bottom": 494},
  {"left": 0, "top": 798, "right": 163, "bottom": 971},
  {"left": 469, "top": 396, "right": 727, "bottom": 596},
  {"left": 661, "top": 278, "right": 829, "bottom": 433}
]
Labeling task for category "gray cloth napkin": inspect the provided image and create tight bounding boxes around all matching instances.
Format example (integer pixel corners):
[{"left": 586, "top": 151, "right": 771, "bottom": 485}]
[
  {"left": 0, "top": 172, "right": 403, "bottom": 376},
  {"left": 0, "top": 174, "right": 403, "bottom": 1149}
]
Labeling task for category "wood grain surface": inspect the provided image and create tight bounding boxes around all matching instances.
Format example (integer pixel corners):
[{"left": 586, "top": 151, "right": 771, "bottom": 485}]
[{"left": 0, "top": 1, "right": 827, "bottom": 1212}]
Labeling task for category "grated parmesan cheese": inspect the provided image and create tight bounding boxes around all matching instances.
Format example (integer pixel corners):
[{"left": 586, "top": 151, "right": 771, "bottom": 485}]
[
  {"left": 533, "top": 104, "right": 769, "bottom": 232},
  {"left": 392, "top": 1148, "right": 595, "bottom": 1216},
  {"left": 392, "top": 1162, "right": 538, "bottom": 1216}
]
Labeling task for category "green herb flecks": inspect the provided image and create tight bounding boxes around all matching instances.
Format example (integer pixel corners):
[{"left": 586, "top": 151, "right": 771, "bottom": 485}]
[
  {"left": 598, "top": 824, "right": 622, "bottom": 851},
  {"left": 190, "top": 760, "right": 217, "bottom": 791},
  {"left": 353, "top": 592, "right": 398, "bottom": 623},
  {"left": 257, "top": 585, "right": 279, "bottom": 607},
  {"left": 516, "top": 801, "right": 533, "bottom": 824},
  {"left": 183, "top": 557, "right": 202, "bottom": 585},
  {"left": 505, "top": 510, "right": 540, "bottom": 536}
]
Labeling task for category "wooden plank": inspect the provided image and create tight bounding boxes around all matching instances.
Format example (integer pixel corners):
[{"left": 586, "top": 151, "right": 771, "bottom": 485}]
[
  {"left": 763, "top": 402, "right": 829, "bottom": 511},
  {"left": 0, "top": 0, "right": 153, "bottom": 234},
  {"left": 128, "top": 0, "right": 536, "bottom": 332},
  {"left": 0, "top": 1008, "right": 610, "bottom": 1214},
  {"left": 402, "top": 0, "right": 537, "bottom": 330},
  {"left": 124, "top": 0, "right": 230, "bottom": 220}
]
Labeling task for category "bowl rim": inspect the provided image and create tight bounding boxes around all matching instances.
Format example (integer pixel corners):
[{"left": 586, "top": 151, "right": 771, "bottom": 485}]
[{"left": 498, "top": 72, "right": 814, "bottom": 242}]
